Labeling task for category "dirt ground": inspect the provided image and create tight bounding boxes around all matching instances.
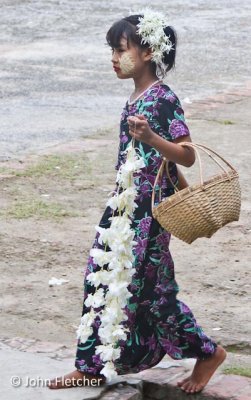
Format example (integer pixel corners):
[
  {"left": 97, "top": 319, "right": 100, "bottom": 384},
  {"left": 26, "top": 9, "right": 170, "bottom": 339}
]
[{"left": 0, "top": 88, "right": 250, "bottom": 373}]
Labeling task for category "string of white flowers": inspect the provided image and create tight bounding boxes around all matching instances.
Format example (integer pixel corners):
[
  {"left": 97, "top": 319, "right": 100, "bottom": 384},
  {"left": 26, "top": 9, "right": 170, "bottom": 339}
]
[
  {"left": 76, "top": 137, "right": 145, "bottom": 381},
  {"left": 134, "top": 8, "right": 174, "bottom": 78}
]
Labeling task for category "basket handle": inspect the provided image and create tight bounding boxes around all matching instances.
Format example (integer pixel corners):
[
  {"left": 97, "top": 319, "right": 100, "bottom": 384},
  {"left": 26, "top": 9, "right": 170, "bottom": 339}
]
[
  {"left": 165, "top": 143, "right": 203, "bottom": 190},
  {"left": 151, "top": 158, "right": 166, "bottom": 211},
  {"left": 179, "top": 142, "right": 237, "bottom": 174},
  {"left": 151, "top": 143, "right": 203, "bottom": 213},
  {"left": 167, "top": 142, "right": 237, "bottom": 188},
  {"left": 151, "top": 142, "right": 237, "bottom": 211}
]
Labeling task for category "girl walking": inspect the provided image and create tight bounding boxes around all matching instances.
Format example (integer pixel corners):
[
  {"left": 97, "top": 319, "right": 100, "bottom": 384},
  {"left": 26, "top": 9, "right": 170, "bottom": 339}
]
[{"left": 48, "top": 10, "right": 226, "bottom": 394}]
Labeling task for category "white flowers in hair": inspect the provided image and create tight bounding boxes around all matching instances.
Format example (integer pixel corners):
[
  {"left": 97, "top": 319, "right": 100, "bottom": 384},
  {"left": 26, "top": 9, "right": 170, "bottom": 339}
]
[
  {"left": 76, "top": 140, "right": 145, "bottom": 381},
  {"left": 136, "top": 9, "right": 173, "bottom": 78}
]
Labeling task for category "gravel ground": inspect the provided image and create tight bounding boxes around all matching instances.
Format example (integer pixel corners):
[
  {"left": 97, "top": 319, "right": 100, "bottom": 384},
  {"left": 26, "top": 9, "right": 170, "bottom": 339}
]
[{"left": 0, "top": 0, "right": 251, "bottom": 156}]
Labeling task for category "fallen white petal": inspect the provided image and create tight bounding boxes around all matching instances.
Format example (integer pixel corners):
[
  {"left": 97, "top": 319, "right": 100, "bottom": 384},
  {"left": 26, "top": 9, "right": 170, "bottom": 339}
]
[{"left": 49, "top": 277, "right": 69, "bottom": 286}]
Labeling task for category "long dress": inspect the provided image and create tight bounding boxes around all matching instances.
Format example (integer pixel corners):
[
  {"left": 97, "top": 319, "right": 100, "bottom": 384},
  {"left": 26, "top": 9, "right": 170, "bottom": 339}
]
[{"left": 75, "top": 83, "right": 217, "bottom": 376}]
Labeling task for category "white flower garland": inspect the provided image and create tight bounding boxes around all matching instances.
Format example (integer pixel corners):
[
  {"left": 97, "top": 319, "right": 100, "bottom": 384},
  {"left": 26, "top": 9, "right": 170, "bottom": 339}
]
[
  {"left": 76, "top": 139, "right": 145, "bottom": 381},
  {"left": 135, "top": 9, "right": 174, "bottom": 78}
]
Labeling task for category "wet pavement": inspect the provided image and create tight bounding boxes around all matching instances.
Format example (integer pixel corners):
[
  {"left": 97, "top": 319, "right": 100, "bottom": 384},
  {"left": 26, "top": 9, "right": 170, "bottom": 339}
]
[{"left": 0, "top": 0, "right": 250, "bottom": 157}]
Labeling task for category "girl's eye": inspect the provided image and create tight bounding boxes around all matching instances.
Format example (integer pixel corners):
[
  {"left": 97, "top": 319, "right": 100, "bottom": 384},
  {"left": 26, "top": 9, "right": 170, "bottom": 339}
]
[{"left": 111, "top": 48, "right": 125, "bottom": 54}]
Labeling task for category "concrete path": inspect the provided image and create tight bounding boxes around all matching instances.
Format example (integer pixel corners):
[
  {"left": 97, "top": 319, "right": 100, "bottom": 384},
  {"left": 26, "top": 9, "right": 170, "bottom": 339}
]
[
  {"left": 1, "top": 336, "right": 251, "bottom": 400},
  {"left": 0, "top": 340, "right": 106, "bottom": 400}
]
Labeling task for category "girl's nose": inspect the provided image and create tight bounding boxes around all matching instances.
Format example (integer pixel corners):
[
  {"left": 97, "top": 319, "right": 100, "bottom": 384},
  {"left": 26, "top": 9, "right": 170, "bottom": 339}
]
[{"left": 111, "top": 51, "right": 118, "bottom": 63}]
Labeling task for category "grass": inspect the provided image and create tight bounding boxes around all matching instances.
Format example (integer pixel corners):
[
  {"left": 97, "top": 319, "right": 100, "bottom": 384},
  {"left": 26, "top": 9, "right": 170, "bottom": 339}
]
[
  {"left": 223, "top": 366, "right": 251, "bottom": 378},
  {"left": 3, "top": 199, "right": 81, "bottom": 220},
  {"left": 217, "top": 119, "right": 235, "bottom": 125},
  {"left": 82, "top": 126, "right": 115, "bottom": 139},
  {"left": 0, "top": 166, "right": 13, "bottom": 174},
  {"left": 224, "top": 343, "right": 251, "bottom": 354},
  {"left": 0, "top": 151, "right": 111, "bottom": 220},
  {"left": 0, "top": 152, "right": 102, "bottom": 221},
  {"left": 13, "top": 154, "right": 92, "bottom": 180}
]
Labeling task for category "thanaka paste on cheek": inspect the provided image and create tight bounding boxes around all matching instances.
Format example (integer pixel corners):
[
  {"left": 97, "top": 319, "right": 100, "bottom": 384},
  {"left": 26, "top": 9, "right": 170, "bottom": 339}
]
[{"left": 119, "top": 53, "right": 135, "bottom": 74}]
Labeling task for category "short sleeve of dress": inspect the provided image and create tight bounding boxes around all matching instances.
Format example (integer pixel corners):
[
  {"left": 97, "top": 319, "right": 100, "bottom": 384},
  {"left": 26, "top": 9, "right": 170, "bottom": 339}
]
[{"left": 157, "top": 94, "right": 190, "bottom": 141}]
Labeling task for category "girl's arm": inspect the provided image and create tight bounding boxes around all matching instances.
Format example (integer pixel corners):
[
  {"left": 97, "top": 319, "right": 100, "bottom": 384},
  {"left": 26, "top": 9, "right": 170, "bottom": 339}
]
[
  {"left": 176, "top": 165, "right": 189, "bottom": 190},
  {"left": 127, "top": 115, "right": 195, "bottom": 168},
  {"left": 148, "top": 133, "right": 195, "bottom": 168}
]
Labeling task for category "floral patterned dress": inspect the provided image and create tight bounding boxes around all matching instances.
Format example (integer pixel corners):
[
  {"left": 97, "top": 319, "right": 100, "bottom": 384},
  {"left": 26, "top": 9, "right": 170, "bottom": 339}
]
[{"left": 75, "top": 83, "right": 217, "bottom": 376}]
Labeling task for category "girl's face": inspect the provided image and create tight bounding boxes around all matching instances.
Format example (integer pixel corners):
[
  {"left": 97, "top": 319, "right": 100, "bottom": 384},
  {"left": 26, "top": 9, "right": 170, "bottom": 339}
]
[{"left": 111, "top": 37, "right": 151, "bottom": 79}]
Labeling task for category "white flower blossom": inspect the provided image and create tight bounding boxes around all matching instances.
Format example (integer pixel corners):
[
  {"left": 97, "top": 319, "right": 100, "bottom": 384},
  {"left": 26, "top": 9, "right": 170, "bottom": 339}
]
[
  {"left": 95, "top": 344, "right": 121, "bottom": 362},
  {"left": 76, "top": 310, "right": 96, "bottom": 343},
  {"left": 96, "top": 215, "right": 135, "bottom": 248},
  {"left": 98, "top": 324, "right": 129, "bottom": 344},
  {"left": 106, "top": 194, "right": 120, "bottom": 211},
  {"left": 84, "top": 288, "right": 106, "bottom": 309},
  {"left": 86, "top": 270, "right": 111, "bottom": 287},
  {"left": 80, "top": 309, "right": 96, "bottom": 325},
  {"left": 100, "top": 361, "right": 118, "bottom": 381},
  {"left": 115, "top": 268, "right": 136, "bottom": 281},
  {"left": 87, "top": 268, "right": 136, "bottom": 288},
  {"left": 96, "top": 216, "right": 137, "bottom": 259},
  {"left": 107, "top": 283, "right": 133, "bottom": 302},
  {"left": 100, "top": 302, "right": 128, "bottom": 326},
  {"left": 90, "top": 248, "right": 113, "bottom": 266},
  {"left": 108, "top": 256, "right": 133, "bottom": 270},
  {"left": 135, "top": 9, "right": 174, "bottom": 78},
  {"left": 111, "top": 325, "right": 129, "bottom": 340},
  {"left": 116, "top": 145, "right": 145, "bottom": 189},
  {"left": 106, "top": 186, "right": 138, "bottom": 216},
  {"left": 104, "top": 290, "right": 131, "bottom": 311},
  {"left": 76, "top": 324, "right": 93, "bottom": 344}
]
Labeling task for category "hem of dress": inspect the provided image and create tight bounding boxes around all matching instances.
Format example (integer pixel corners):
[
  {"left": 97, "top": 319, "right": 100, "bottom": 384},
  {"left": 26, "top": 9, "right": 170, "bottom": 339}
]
[
  {"left": 75, "top": 361, "right": 106, "bottom": 377},
  {"left": 197, "top": 342, "right": 218, "bottom": 361}
]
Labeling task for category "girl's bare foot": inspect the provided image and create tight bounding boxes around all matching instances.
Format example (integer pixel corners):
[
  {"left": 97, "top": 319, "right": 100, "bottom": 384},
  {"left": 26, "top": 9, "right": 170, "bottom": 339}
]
[
  {"left": 177, "top": 345, "right": 226, "bottom": 394},
  {"left": 47, "top": 369, "right": 106, "bottom": 389}
]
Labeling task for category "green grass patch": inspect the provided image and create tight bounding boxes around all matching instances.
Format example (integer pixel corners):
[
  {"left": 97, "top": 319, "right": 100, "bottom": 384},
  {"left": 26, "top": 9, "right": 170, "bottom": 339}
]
[
  {"left": 13, "top": 154, "right": 92, "bottom": 179},
  {"left": 82, "top": 127, "right": 114, "bottom": 139},
  {"left": 225, "top": 345, "right": 239, "bottom": 353},
  {"left": 3, "top": 199, "right": 80, "bottom": 220},
  {"left": 0, "top": 166, "right": 14, "bottom": 174},
  {"left": 225, "top": 343, "right": 251, "bottom": 354},
  {"left": 217, "top": 119, "right": 235, "bottom": 125},
  {"left": 223, "top": 366, "right": 251, "bottom": 378}
]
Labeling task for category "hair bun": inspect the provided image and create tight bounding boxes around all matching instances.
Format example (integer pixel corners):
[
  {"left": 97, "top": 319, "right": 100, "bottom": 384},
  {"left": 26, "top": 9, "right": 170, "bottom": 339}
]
[
  {"left": 162, "top": 26, "right": 177, "bottom": 73},
  {"left": 163, "top": 26, "right": 176, "bottom": 48}
]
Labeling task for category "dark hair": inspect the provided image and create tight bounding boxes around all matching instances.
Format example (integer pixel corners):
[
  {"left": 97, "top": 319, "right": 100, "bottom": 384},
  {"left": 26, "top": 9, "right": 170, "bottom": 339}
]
[{"left": 106, "top": 14, "right": 177, "bottom": 73}]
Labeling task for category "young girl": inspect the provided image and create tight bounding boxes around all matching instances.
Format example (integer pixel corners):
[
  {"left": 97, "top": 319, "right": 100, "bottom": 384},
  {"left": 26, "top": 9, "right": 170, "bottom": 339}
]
[{"left": 48, "top": 10, "right": 226, "bottom": 394}]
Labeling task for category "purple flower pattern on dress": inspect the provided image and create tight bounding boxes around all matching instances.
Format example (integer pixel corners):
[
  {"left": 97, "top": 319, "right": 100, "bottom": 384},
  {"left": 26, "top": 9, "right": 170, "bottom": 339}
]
[
  {"left": 146, "top": 334, "right": 157, "bottom": 351},
  {"left": 134, "top": 237, "right": 148, "bottom": 261},
  {"left": 156, "top": 231, "right": 171, "bottom": 247},
  {"left": 139, "top": 217, "right": 152, "bottom": 236},
  {"left": 170, "top": 119, "right": 190, "bottom": 140},
  {"left": 159, "top": 337, "right": 183, "bottom": 359}
]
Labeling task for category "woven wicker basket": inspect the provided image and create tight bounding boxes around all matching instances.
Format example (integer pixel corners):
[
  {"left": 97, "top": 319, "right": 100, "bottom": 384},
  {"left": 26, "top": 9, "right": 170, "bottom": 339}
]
[{"left": 151, "top": 142, "right": 241, "bottom": 244}]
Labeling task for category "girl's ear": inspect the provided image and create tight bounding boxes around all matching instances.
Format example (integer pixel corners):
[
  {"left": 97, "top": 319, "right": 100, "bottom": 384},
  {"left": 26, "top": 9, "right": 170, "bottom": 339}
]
[{"left": 142, "top": 47, "right": 153, "bottom": 62}]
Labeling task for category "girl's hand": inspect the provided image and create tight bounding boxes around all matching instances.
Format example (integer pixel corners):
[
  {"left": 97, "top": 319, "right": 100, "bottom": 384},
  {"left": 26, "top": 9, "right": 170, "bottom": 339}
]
[
  {"left": 127, "top": 115, "right": 156, "bottom": 145},
  {"left": 127, "top": 114, "right": 195, "bottom": 167}
]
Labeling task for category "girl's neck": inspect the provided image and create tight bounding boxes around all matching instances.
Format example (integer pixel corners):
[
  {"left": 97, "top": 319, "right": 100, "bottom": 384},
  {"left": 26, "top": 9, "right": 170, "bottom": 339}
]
[
  {"left": 129, "top": 73, "right": 161, "bottom": 105},
  {"left": 128, "top": 78, "right": 162, "bottom": 105},
  {"left": 133, "top": 73, "right": 159, "bottom": 94}
]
